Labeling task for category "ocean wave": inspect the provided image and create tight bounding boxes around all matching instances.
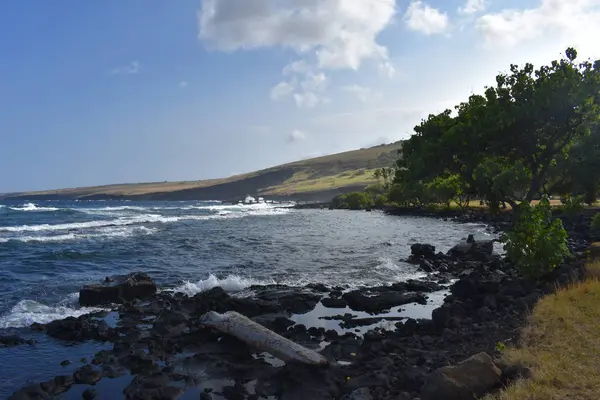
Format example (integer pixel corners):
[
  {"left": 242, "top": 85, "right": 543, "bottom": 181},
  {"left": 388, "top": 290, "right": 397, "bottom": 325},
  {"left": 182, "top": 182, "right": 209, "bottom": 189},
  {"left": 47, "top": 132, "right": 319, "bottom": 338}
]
[
  {"left": 8, "top": 202, "right": 61, "bottom": 212},
  {"left": 0, "top": 207, "right": 291, "bottom": 233},
  {"left": 0, "top": 226, "right": 157, "bottom": 243},
  {"left": 374, "top": 257, "right": 428, "bottom": 281},
  {"left": 0, "top": 296, "right": 105, "bottom": 329},
  {"left": 171, "top": 273, "right": 276, "bottom": 296}
]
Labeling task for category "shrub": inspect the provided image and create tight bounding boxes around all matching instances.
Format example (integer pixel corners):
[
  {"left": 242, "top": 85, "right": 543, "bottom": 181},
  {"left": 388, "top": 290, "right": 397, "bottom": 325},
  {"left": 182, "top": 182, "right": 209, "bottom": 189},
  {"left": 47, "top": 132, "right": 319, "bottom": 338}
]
[
  {"left": 501, "top": 197, "right": 570, "bottom": 278},
  {"left": 591, "top": 212, "right": 600, "bottom": 232},
  {"left": 344, "top": 192, "right": 374, "bottom": 210},
  {"left": 560, "top": 194, "right": 585, "bottom": 220},
  {"left": 331, "top": 192, "right": 374, "bottom": 210}
]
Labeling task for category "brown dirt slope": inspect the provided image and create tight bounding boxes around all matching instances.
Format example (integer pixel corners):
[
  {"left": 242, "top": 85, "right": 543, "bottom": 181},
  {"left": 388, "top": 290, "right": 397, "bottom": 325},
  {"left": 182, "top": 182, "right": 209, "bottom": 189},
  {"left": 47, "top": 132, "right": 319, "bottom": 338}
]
[{"left": 2, "top": 141, "right": 402, "bottom": 202}]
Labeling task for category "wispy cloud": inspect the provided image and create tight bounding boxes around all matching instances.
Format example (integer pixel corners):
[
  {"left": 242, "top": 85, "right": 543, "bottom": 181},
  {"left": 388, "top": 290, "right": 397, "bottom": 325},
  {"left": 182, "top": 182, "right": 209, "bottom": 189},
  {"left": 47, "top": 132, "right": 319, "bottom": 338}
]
[
  {"left": 288, "top": 129, "right": 307, "bottom": 143},
  {"left": 109, "top": 61, "right": 140, "bottom": 76}
]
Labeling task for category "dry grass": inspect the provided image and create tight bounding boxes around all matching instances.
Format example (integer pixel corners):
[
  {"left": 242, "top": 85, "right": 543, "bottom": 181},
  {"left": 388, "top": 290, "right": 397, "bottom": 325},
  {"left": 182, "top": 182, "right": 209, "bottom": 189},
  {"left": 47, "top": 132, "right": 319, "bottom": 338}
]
[
  {"left": 262, "top": 168, "right": 379, "bottom": 195},
  {"left": 488, "top": 253, "right": 600, "bottom": 400}
]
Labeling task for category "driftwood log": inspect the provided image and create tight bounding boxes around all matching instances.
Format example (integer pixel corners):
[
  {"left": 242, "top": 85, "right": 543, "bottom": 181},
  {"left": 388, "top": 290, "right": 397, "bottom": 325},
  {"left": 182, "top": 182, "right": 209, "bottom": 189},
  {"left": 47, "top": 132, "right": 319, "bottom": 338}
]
[{"left": 200, "top": 310, "right": 328, "bottom": 365}]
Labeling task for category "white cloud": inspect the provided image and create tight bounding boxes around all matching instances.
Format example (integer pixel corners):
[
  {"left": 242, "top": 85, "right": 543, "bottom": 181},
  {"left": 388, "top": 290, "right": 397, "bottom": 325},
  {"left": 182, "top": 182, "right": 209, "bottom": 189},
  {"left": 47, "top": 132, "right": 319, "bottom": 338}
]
[
  {"left": 271, "top": 62, "right": 330, "bottom": 108},
  {"left": 179, "top": 81, "right": 188, "bottom": 88},
  {"left": 198, "top": 0, "right": 397, "bottom": 107},
  {"left": 379, "top": 61, "right": 396, "bottom": 78},
  {"left": 270, "top": 81, "right": 295, "bottom": 101},
  {"left": 404, "top": 1, "right": 449, "bottom": 35},
  {"left": 342, "top": 85, "right": 382, "bottom": 103},
  {"left": 476, "top": 0, "right": 600, "bottom": 51},
  {"left": 110, "top": 61, "right": 140, "bottom": 76},
  {"left": 458, "top": 0, "right": 486, "bottom": 15},
  {"left": 288, "top": 129, "right": 307, "bottom": 143},
  {"left": 199, "top": 0, "right": 396, "bottom": 71}
]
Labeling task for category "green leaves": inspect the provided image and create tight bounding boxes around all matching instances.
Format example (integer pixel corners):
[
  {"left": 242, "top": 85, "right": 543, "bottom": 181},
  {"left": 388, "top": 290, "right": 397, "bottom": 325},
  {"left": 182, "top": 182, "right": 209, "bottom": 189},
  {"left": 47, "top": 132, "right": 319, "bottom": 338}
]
[
  {"left": 394, "top": 47, "right": 600, "bottom": 207},
  {"left": 332, "top": 192, "right": 375, "bottom": 210},
  {"left": 501, "top": 197, "right": 570, "bottom": 279}
]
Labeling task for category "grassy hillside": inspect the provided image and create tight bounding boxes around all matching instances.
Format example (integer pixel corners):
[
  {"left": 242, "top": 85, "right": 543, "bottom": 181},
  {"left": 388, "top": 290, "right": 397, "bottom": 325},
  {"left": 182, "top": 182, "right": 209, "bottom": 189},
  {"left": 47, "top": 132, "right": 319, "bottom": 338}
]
[{"left": 2, "top": 141, "right": 402, "bottom": 202}]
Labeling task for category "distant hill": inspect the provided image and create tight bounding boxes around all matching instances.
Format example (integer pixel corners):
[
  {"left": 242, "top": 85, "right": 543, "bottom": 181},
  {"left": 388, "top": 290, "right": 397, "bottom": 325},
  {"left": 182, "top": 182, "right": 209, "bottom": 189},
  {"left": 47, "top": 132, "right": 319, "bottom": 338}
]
[{"left": 2, "top": 141, "right": 403, "bottom": 202}]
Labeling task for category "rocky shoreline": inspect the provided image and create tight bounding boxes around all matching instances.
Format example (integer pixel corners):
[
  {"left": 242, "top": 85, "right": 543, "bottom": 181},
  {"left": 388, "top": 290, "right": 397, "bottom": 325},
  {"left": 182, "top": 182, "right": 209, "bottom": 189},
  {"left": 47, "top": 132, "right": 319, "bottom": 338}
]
[{"left": 4, "top": 227, "right": 592, "bottom": 400}]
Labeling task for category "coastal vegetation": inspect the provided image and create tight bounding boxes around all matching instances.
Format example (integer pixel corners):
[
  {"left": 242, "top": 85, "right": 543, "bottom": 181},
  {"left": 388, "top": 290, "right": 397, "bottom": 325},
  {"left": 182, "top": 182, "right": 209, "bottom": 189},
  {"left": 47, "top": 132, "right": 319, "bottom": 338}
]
[
  {"left": 332, "top": 48, "right": 600, "bottom": 215},
  {"left": 489, "top": 256, "right": 600, "bottom": 400}
]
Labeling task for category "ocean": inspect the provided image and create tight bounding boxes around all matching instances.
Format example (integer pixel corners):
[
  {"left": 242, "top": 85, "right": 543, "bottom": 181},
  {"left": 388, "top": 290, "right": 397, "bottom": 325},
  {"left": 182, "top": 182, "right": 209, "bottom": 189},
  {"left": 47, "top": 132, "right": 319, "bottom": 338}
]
[{"left": 0, "top": 200, "right": 493, "bottom": 397}]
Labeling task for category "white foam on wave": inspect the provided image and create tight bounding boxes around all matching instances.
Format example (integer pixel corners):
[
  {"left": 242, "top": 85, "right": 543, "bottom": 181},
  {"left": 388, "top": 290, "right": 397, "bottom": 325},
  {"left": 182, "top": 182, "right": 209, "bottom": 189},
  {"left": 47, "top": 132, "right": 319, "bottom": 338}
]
[
  {"left": 9, "top": 202, "right": 60, "bottom": 212},
  {"left": 0, "top": 294, "right": 105, "bottom": 329},
  {"left": 2, "top": 204, "right": 292, "bottom": 234},
  {"left": 0, "top": 226, "right": 157, "bottom": 243},
  {"left": 171, "top": 273, "right": 276, "bottom": 296},
  {"left": 375, "top": 257, "right": 428, "bottom": 281}
]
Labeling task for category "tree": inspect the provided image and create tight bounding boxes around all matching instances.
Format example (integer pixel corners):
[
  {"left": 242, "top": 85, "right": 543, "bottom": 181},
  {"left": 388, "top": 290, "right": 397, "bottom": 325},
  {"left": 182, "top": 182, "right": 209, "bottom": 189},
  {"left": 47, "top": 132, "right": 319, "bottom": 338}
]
[
  {"left": 483, "top": 48, "right": 600, "bottom": 202},
  {"left": 392, "top": 48, "right": 600, "bottom": 209}
]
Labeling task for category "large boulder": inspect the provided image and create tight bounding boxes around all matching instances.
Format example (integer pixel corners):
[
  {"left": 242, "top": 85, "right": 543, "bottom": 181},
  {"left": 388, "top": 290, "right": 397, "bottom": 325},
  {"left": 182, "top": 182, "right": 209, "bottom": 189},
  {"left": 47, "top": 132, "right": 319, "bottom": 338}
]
[
  {"left": 79, "top": 272, "right": 157, "bottom": 306},
  {"left": 448, "top": 236, "right": 494, "bottom": 262},
  {"left": 420, "top": 352, "right": 501, "bottom": 400}
]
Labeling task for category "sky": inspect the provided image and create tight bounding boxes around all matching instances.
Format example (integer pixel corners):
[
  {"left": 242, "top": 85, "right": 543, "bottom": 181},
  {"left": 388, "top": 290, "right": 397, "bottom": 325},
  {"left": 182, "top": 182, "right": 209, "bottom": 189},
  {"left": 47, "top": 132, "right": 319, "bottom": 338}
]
[{"left": 1, "top": 0, "right": 599, "bottom": 192}]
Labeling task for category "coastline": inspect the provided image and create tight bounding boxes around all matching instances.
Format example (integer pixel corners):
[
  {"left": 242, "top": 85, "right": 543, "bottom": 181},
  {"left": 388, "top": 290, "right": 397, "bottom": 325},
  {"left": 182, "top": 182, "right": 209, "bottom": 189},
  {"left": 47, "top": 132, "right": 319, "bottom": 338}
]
[{"left": 3, "top": 209, "right": 592, "bottom": 400}]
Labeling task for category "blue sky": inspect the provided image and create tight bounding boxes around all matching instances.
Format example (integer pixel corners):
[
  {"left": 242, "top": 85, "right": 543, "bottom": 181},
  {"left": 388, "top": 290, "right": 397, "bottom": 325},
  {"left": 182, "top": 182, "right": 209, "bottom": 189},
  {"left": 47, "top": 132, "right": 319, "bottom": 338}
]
[{"left": 1, "top": 0, "right": 599, "bottom": 192}]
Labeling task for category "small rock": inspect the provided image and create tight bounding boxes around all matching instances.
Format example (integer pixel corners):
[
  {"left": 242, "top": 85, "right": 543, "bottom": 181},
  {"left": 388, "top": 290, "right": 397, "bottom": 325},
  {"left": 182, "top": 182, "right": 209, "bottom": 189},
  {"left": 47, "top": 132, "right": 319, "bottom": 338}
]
[
  {"left": 73, "top": 365, "right": 102, "bottom": 385},
  {"left": 0, "top": 335, "right": 35, "bottom": 348},
  {"left": 82, "top": 388, "right": 97, "bottom": 400},
  {"left": 342, "top": 387, "right": 373, "bottom": 400},
  {"left": 79, "top": 272, "right": 157, "bottom": 306},
  {"left": 61, "top": 360, "right": 71, "bottom": 366},
  {"left": 321, "top": 297, "right": 348, "bottom": 308}
]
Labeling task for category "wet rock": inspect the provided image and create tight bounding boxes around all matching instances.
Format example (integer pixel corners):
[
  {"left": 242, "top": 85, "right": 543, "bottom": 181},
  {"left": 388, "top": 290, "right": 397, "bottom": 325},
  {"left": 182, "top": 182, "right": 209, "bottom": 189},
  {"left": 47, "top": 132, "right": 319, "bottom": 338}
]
[
  {"left": 420, "top": 352, "right": 501, "bottom": 400},
  {"left": 9, "top": 384, "right": 50, "bottom": 400},
  {"left": 345, "top": 372, "right": 389, "bottom": 392},
  {"left": 0, "top": 335, "right": 35, "bottom": 347},
  {"left": 200, "top": 392, "right": 213, "bottom": 400},
  {"left": 82, "top": 388, "right": 97, "bottom": 400},
  {"left": 277, "top": 364, "right": 340, "bottom": 400},
  {"left": 343, "top": 290, "right": 426, "bottom": 313},
  {"left": 411, "top": 243, "right": 436, "bottom": 259},
  {"left": 252, "top": 314, "right": 295, "bottom": 333},
  {"left": 32, "top": 315, "right": 117, "bottom": 342},
  {"left": 419, "top": 259, "right": 435, "bottom": 272},
  {"left": 448, "top": 238, "right": 494, "bottom": 262},
  {"left": 54, "top": 375, "right": 75, "bottom": 394},
  {"left": 307, "top": 283, "right": 330, "bottom": 293},
  {"left": 73, "top": 365, "right": 103, "bottom": 385},
  {"left": 321, "top": 297, "right": 348, "bottom": 308},
  {"left": 79, "top": 272, "right": 157, "bottom": 306},
  {"left": 398, "top": 280, "right": 443, "bottom": 293},
  {"left": 101, "top": 365, "right": 127, "bottom": 378},
  {"left": 254, "top": 289, "right": 320, "bottom": 315},
  {"left": 342, "top": 388, "right": 373, "bottom": 400}
]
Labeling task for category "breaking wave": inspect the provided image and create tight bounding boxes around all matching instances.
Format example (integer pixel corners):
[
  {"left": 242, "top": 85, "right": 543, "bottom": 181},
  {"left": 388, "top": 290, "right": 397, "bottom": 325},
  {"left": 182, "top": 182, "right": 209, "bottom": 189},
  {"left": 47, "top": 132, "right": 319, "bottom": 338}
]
[
  {"left": 171, "top": 273, "right": 276, "bottom": 296},
  {"left": 8, "top": 202, "right": 61, "bottom": 212},
  {"left": 0, "top": 293, "right": 105, "bottom": 329},
  {"left": 0, "top": 226, "right": 157, "bottom": 243}
]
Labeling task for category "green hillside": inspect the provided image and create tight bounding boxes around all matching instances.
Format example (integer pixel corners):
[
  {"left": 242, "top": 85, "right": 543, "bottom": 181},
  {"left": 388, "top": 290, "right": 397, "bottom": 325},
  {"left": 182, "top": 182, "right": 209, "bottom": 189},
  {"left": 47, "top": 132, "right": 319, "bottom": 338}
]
[{"left": 2, "top": 141, "right": 403, "bottom": 202}]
